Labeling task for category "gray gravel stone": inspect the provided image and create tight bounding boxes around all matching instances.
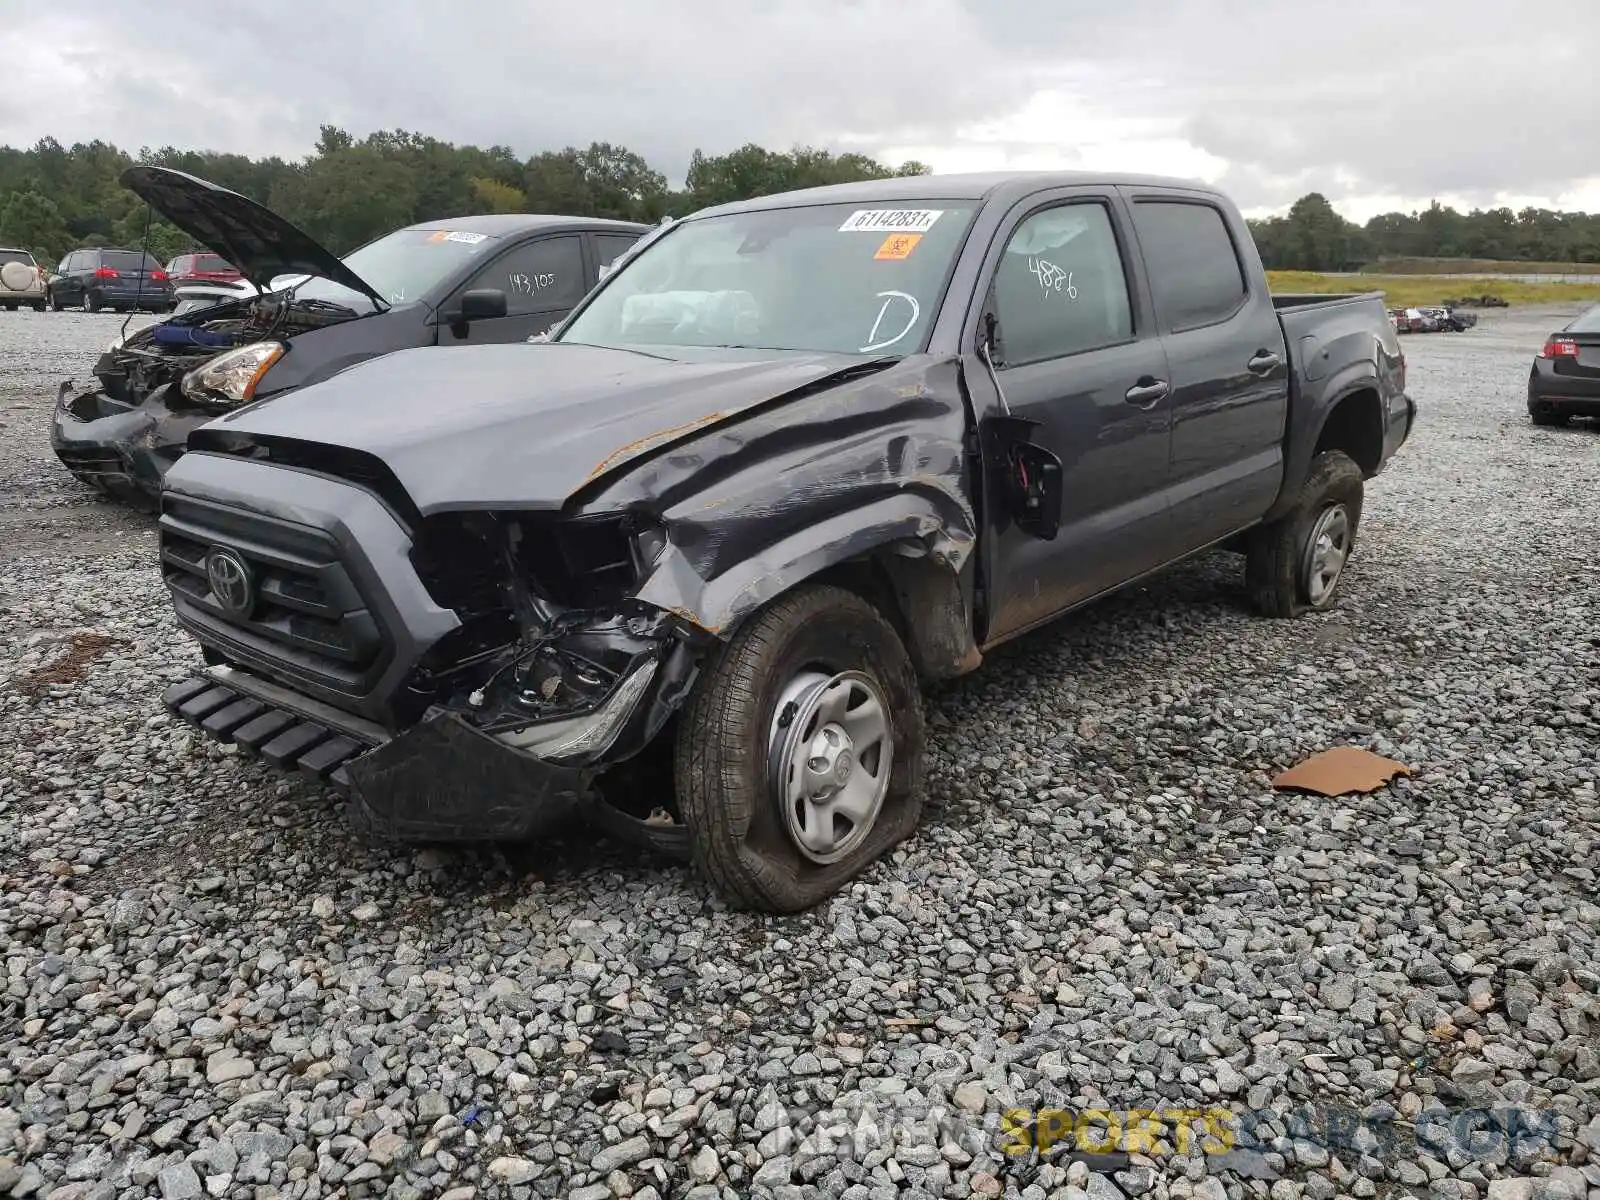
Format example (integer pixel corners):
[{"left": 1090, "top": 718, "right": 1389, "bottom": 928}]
[{"left": 156, "top": 1163, "right": 202, "bottom": 1200}]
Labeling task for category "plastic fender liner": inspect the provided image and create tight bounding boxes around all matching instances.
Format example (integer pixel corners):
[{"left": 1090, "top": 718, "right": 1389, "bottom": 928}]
[{"left": 343, "top": 712, "right": 589, "bottom": 842}]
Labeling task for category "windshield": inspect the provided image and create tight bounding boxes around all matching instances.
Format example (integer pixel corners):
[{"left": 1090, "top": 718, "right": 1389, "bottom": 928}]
[
  {"left": 558, "top": 201, "right": 979, "bottom": 355},
  {"left": 291, "top": 227, "right": 503, "bottom": 309},
  {"left": 1566, "top": 303, "right": 1600, "bottom": 333}
]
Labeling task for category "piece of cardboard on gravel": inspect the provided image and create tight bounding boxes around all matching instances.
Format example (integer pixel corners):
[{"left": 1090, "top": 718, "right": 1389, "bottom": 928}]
[{"left": 1271, "top": 746, "right": 1411, "bottom": 797}]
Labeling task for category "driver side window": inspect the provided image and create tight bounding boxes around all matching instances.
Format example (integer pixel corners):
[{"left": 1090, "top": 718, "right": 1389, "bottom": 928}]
[
  {"left": 992, "top": 202, "right": 1133, "bottom": 368},
  {"left": 465, "top": 236, "right": 585, "bottom": 315}
]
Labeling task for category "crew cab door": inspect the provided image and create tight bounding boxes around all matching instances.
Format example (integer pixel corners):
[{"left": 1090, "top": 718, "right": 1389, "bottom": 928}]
[
  {"left": 972, "top": 190, "right": 1176, "bottom": 644},
  {"left": 437, "top": 234, "right": 589, "bottom": 344},
  {"left": 1121, "top": 191, "right": 1290, "bottom": 549}
]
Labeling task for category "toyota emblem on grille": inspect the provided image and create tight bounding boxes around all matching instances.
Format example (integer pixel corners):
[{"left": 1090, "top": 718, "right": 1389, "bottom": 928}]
[{"left": 204, "top": 547, "right": 255, "bottom": 617}]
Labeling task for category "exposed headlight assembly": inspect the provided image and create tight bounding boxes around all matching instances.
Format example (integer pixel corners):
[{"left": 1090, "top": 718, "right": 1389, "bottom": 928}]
[{"left": 181, "top": 341, "right": 284, "bottom": 406}]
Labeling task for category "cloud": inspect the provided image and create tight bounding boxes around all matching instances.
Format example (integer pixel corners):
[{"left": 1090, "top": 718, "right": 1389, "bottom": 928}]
[{"left": 1, "top": 0, "right": 1596, "bottom": 216}]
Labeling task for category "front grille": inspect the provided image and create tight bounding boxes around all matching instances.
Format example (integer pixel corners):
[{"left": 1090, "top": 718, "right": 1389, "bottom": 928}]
[{"left": 160, "top": 494, "right": 388, "bottom": 692}]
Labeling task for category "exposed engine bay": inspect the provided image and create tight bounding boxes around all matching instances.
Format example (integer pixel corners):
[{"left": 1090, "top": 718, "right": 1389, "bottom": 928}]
[{"left": 96, "top": 290, "right": 358, "bottom": 408}]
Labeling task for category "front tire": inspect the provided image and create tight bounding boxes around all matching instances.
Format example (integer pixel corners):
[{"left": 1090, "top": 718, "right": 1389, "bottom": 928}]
[
  {"left": 674, "top": 583, "right": 926, "bottom": 913},
  {"left": 1246, "top": 450, "right": 1364, "bottom": 617}
]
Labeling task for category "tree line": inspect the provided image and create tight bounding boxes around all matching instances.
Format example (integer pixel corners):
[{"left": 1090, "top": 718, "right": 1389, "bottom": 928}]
[
  {"left": 0, "top": 127, "right": 931, "bottom": 266},
  {"left": 1247, "top": 192, "right": 1600, "bottom": 272},
  {"left": 3, "top": 128, "right": 1598, "bottom": 271}
]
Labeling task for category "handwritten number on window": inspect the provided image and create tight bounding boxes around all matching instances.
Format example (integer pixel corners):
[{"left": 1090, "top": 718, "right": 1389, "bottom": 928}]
[
  {"left": 509, "top": 272, "right": 557, "bottom": 295},
  {"left": 1028, "top": 258, "right": 1077, "bottom": 300}
]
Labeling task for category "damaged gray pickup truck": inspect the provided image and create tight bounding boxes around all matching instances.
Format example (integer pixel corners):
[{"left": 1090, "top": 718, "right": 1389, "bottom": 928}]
[{"left": 160, "top": 171, "right": 1414, "bottom": 912}]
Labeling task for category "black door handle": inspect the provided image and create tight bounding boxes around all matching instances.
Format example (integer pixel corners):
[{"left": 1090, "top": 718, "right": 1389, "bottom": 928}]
[
  {"left": 1248, "top": 350, "right": 1282, "bottom": 374},
  {"left": 1124, "top": 378, "right": 1170, "bottom": 407}
]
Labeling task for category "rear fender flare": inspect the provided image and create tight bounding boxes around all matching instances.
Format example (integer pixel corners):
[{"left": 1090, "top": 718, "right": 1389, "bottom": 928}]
[{"left": 1264, "top": 365, "right": 1381, "bottom": 524}]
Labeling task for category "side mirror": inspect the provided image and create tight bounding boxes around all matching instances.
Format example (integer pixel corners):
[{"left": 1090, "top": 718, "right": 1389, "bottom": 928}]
[
  {"left": 440, "top": 288, "right": 508, "bottom": 338},
  {"left": 459, "top": 288, "right": 507, "bottom": 321},
  {"left": 981, "top": 414, "right": 1063, "bottom": 541}
]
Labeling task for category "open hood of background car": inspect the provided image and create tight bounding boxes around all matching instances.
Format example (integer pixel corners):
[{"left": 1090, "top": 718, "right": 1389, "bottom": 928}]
[{"left": 120, "top": 165, "right": 387, "bottom": 308}]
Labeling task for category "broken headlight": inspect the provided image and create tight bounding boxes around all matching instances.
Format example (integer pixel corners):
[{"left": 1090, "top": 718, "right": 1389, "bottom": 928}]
[
  {"left": 496, "top": 657, "right": 659, "bottom": 763},
  {"left": 181, "top": 341, "right": 283, "bottom": 406}
]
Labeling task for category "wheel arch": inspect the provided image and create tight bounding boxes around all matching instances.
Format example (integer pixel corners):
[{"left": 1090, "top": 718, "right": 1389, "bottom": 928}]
[{"left": 633, "top": 493, "right": 983, "bottom": 684}]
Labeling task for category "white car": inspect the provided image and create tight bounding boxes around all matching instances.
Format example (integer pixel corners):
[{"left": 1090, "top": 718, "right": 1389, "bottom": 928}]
[{"left": 0, "top": 247, "right": 47, "bottom": 311}]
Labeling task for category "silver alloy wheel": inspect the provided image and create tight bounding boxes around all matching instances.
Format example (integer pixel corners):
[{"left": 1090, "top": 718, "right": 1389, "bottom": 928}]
[
  {"left": 768, "top": 668, "right": 893, "bottom": 864},
  {"left": 1302, "top": 503, "right": 1351, "bottom": 606}
]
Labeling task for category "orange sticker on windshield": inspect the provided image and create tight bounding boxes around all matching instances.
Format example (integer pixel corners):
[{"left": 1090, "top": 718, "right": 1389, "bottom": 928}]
[
  {"left": 875, "top": 233, "right": 922, "bottom": 260},
  {"left": 427, "top": 231, "right": 449, "bottom": 242}
]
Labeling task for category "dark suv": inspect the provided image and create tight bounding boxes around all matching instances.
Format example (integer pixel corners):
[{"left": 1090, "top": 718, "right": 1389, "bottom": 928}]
[{"left": 48, "top": 249, "right": 174, "bottom": 312}]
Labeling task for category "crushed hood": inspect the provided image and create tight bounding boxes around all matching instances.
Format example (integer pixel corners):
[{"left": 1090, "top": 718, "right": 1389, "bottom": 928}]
[
  {"left": 195, "top": 343, "right": 900, "bottom": 512},
  {"left": 120, "top": 165, "right": 386, "bottom": 307}
]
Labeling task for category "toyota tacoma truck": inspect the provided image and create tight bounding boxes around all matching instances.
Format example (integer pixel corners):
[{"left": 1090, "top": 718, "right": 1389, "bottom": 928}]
[{"left": 158, "top": 171, "right": 1414, "bottom": 913}]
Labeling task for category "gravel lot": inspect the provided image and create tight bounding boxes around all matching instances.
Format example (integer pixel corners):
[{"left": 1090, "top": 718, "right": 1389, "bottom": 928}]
[{"left": 1, "top": 306, "right": 1597, "bottom": 1200}]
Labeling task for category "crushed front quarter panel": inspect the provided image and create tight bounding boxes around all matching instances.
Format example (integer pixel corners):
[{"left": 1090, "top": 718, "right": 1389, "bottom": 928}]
[{"left": 573, "top": 356, "right": 984, "bottom": 677}]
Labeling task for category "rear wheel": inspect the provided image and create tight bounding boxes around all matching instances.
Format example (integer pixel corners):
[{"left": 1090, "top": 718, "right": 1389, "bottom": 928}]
[
  {"left": 82, "top": 290, "right": 99, "bottom": 313},
  {"left": 674, "top": 584, "right": 926, "bottom": 913},
  {"left": 1246, "top": 450, "right": 1364, "bottom": 617},
  {"left": 2, "top": 303, "right": 15, "bottom": 312},
  {"left": 48, "top": 291, "right": 62, "bottom": 312},
  {"left": 1529, "top": 407, "right": 1568, "bottom": 427}
]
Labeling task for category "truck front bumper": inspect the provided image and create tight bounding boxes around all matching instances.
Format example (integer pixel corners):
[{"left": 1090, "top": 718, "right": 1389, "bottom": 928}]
[{"left": 163, "top": 664, "right": 587, "bottom": 842}]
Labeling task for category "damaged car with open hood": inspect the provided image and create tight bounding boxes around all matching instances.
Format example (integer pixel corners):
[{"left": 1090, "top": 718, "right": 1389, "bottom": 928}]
[
  {"left": 159, "top": 171, "right": 1413, "bottom": 912},
  {"left": 51, "top": 165, "right": 648, "bottom": 507}
]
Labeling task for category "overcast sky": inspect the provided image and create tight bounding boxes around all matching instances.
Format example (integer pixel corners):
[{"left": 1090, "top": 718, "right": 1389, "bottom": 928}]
[{"left": 3, "top": 0, "right": 1596, "bottom": 221}]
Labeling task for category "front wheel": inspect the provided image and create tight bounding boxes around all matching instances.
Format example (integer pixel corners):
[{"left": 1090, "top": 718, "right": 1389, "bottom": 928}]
[
  {"left": 674, "top": 583, "right": 926, "bottom": 913},
  {"left": 1246, "top": 450, "right": 1364, "bottom": 617}
]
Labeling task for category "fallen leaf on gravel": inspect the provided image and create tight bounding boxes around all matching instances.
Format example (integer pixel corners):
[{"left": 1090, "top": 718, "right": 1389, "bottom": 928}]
[{"left": 1271, "top": 747, "right": 1410, "bottom": 796}]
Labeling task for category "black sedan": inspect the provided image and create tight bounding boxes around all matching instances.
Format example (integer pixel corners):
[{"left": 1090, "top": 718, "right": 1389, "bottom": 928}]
[
  {"left": 52, "top": 165, "right": 648, "bottom": 507},
  {"left": 1528, "top": 302, "right": 1600, "bottom": 426}
]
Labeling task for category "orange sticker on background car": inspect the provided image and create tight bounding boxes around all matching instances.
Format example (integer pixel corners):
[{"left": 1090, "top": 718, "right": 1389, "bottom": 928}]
[{"left": 875, "top": 233, "right": 922, "bottom": 260}]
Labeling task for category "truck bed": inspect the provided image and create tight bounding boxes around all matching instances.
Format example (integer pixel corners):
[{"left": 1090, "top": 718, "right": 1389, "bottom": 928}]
[{"left": 1271, "top": 290, "right": 1385, "bottom": 313}]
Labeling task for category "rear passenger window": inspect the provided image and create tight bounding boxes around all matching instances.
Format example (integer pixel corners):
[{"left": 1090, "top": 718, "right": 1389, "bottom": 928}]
[
  {"left": 595, "top": 234, "right": 640, "bottom": 277},
  {"left": 1132, "top": 200, "right": 1247, "bottom": 330},
  {"left": 992, "top": 203, "right": 1133, "bottom": 367}
]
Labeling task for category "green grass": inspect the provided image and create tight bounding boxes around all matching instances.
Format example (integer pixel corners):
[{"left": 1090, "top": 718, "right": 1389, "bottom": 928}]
[
  {"left": 1363, "top": 256, "right": 1600, "bottom": 276},
  {"left": 1267, "top": 271, "right": 1600, "bottom": 308}
]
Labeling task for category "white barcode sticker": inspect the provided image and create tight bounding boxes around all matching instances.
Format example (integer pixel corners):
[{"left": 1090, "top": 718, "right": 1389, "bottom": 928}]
[{"left": 838, "top": 209, "right": 944, "bottom": 234}]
